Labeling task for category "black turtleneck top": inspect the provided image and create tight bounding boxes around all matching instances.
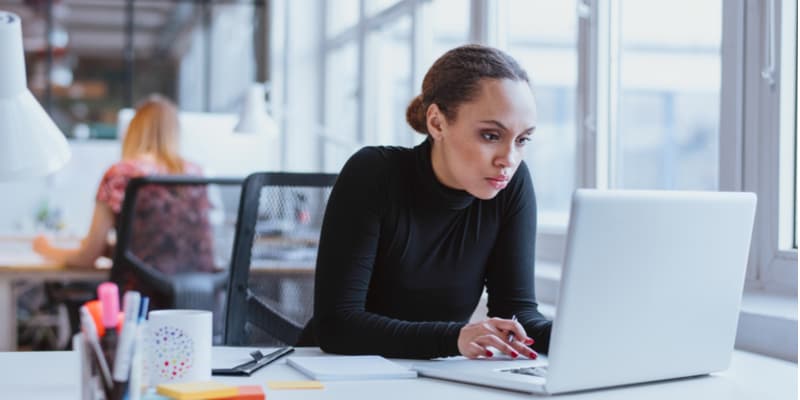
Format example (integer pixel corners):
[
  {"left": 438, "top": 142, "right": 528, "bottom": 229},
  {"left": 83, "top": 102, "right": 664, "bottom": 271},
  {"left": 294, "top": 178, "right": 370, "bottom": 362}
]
[{"left": 311, "top": 138, "right": 552, "bottom": 359}]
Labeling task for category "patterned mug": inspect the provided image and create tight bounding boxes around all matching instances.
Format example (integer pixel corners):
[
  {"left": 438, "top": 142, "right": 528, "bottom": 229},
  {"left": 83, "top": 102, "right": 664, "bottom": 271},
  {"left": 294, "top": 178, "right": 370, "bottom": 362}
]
[{"left": 146, "top": 310, "right": 212, "bottom": 386}]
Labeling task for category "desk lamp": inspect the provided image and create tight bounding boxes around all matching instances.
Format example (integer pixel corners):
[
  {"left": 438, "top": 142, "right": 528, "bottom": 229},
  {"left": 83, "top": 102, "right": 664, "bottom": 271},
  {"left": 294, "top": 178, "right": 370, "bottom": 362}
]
[{"left": 0, "top": 11, "right": 70, "bottom": 181}]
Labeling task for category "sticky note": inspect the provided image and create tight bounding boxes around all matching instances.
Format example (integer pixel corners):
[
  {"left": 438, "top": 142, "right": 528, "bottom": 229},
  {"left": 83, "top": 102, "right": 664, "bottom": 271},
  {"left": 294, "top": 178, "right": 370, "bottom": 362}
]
[
  {"left": 141, "top": 393, "right": 171, "bottom": 400},
  {"left": 267, "top": 380, "right": 325, "bottom": 390},
  {"left": 156, "top": 381, "right": 238, "bottom": 400},
  {"left": 220, "top": 385, "right": 265, "bottom": 400}
]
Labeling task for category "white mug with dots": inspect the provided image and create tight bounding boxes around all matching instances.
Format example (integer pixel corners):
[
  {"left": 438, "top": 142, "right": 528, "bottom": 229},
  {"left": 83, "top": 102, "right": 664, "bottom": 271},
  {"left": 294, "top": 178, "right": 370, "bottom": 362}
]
[{"left": 146, "top": 310, "right": 212, "bottom": 385}]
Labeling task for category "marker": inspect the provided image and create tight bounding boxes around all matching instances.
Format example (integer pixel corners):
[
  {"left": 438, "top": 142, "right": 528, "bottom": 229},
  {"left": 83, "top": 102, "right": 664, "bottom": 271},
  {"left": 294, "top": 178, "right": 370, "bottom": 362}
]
[
  {"left": 81, "top": 306, "right": 113, "bottom": 390},
  {"left": 98, "top": 282, "right": 120, "bottom": 369},
  {"left": 113, "top": 291, "right": 141, "bottom": 381},
  {"left": 138, "top": 296, "right": 149, "bottom": 323}
]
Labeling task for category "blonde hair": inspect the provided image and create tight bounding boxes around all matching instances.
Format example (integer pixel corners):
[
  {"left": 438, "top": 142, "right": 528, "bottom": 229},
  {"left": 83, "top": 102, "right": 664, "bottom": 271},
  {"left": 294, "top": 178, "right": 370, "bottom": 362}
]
[{"left": 121, "top": 94, "right": 185, "bottom": 174}]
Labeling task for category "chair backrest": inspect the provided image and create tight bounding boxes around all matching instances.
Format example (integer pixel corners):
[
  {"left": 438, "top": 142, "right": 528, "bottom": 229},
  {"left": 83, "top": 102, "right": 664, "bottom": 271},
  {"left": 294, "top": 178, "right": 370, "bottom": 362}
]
[
  {"left": 111, "top": 176, "right": 243, "bottom": 343},
  {"left": 224, "top": 172, "right": 337, "bottom": 346}
]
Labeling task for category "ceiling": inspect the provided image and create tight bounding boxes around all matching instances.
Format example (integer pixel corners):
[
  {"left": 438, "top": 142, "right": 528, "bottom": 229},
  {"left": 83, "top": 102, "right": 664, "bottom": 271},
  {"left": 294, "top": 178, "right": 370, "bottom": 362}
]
[{"left": 0, "top": 0, "right": 200, "bottom": 59}]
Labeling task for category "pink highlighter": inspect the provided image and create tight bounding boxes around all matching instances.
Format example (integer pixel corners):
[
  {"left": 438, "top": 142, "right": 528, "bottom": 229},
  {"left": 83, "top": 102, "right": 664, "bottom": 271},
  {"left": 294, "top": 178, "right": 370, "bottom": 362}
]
[{"left": 97, "top": 282, "right": 120, "bottom": 368}]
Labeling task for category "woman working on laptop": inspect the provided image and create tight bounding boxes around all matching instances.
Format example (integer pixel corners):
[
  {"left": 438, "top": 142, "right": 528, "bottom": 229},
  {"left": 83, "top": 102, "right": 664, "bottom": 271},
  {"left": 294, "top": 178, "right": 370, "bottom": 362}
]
[{"left": 309, "top": 45, "right": 551, "bottom": 360}]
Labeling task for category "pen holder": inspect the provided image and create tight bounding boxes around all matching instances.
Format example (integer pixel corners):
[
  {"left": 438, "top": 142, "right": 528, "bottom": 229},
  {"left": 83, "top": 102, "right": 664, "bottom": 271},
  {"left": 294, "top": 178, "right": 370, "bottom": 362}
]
[{"left": 77, "top": 332, "right": 113, "bottom": 400}]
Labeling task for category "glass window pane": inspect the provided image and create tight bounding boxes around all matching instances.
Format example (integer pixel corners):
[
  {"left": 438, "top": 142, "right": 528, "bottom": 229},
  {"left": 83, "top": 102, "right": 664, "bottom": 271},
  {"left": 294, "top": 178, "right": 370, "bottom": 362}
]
[
  {"left": 423, "top": 0, "right": 470, "bottom": 70},
  {"left": 616, "top": 0, "right": 721, "bottom": 190},
  {"left": 20, "top": 0, "right": 127, "bottom": 139},
  {"left": 323, "top": 42, "right": 359, "bottom": 171},
  {"left": 365, "top": 0, "right": 401, "bottom": 17},
  {"left": 364, "top": 15, "right": 412, "bottom": 146},
  {"left": 326, "top": 0, "right": 359, "bottom": 38},
  {"left": 505, "top": 0, "right": 578, "bottom": 221}
]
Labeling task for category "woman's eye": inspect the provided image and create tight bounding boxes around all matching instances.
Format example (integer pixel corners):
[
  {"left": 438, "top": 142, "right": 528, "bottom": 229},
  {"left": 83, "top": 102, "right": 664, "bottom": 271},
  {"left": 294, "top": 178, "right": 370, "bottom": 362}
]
[
  {"left": 481, "top": 132, "right": 500, "bottom": 142},
  {"left": 516, "top": 136, "right": 532, "bottom": 146}
]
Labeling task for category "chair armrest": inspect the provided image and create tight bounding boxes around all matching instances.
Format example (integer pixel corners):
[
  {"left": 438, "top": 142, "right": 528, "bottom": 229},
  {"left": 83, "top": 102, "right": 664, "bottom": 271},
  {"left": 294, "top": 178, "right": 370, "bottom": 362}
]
[{"left": 246, "top": 293, "right": 304, "bottom": 345}]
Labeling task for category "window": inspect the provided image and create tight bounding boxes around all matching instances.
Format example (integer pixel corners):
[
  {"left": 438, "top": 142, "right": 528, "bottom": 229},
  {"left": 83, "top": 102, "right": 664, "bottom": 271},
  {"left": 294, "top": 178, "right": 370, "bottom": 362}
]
[
  {"left": 323, "top": 42, "right": 359, "bottom": 171},
  {"left": 776, "top": 2, "right": 798, "bottom": 252},
  {"left": 326, "top": 0, "right": 359, "bottom": 38},
  {"left": 504, "top": 0, "right": 578, "bottom": 224},
  {"left": 615, "top": 0, "right": 721, "bottom": 190},
  {"left": 422, "top": 0, "right": 470, "bottom": 70},
  {"left": 273, "top": 0, "right": 797, "bottom": 293},
  {"left": 12, "top": 0, "right": 266, "bottom": 139},
  {"left": 364, "top": 15, "right": 413, "bottom": 147}
]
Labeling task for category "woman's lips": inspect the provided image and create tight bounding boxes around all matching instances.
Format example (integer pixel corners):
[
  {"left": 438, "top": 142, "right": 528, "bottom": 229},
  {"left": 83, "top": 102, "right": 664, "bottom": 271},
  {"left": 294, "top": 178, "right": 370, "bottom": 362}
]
[{"left": 487, "top": 177, "right": 509, "bottom": 190}]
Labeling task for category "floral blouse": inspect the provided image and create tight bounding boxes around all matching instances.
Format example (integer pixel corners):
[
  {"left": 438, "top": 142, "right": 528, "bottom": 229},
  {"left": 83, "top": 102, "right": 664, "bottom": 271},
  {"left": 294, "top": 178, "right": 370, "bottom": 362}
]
[{"left": 95, "top": 159, "right": 215, "bottom": 308}]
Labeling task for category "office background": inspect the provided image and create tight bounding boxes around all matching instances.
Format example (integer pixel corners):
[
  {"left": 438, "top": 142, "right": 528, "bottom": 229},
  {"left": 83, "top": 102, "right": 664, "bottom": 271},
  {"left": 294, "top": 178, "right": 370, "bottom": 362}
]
[{"left": 0, "top": 0, "right": 795, "bottom": 360}]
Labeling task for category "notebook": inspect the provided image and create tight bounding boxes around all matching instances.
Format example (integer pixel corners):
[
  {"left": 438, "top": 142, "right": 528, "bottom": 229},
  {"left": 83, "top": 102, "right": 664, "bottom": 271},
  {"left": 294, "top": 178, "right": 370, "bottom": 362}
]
[{"left": 287, "top": 355, "right": 417, "bottom": 380}]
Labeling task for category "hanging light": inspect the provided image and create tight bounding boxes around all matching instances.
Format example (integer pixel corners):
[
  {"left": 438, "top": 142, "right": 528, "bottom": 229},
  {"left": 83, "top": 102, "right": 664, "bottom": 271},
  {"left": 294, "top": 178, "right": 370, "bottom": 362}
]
[
  {"left": 0, "top": 11, "right": 70, "bottom": 181},
  {"left": 234, "top": 82, "right": 278, "bottom": 137}
]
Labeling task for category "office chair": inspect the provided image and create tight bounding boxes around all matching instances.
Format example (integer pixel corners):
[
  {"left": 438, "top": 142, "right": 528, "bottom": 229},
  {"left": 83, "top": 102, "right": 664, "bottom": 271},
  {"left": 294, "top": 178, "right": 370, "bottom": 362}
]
[
  {"left": 111, "top": 176, "right": 243, "bottom": 342},
  {"left": 224, "top": 172, "right": 337, "bottom": 347}
]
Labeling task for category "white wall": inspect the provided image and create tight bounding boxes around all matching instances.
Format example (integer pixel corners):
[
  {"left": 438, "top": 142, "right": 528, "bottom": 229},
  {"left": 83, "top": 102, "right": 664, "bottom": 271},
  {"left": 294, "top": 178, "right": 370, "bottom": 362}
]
[
  {"left": 0, "top": 110, "right": 279, "bottom": 237},
  {"left": 0, "top": 140, "right": 119, "bottom": 236}
]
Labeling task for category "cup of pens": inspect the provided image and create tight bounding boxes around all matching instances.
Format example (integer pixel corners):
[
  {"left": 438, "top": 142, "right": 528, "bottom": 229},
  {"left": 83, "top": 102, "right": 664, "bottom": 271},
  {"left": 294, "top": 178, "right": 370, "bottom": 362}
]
[
  {"left": 146, "top": 309, "right": 213, "bottom": 385},
  {"left": 79, "top": 282, "right": 150, "bottom": 400}
]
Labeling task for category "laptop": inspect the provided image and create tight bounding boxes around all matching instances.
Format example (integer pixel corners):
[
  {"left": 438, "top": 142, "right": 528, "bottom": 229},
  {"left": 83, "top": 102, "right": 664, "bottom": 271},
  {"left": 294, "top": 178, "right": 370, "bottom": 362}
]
[{"left": 412, "top": 189, "right": 757, "bottom": 394}]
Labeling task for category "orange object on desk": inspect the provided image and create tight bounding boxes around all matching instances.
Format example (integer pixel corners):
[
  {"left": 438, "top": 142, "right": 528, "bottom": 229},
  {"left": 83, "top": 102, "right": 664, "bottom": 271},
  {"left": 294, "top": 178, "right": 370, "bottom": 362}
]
[
  {"left": 85, "top": 300, "right": 106, "bottom": 336},
  {"left": 85, "top": 299, "right": 125, "bottom": 336}
]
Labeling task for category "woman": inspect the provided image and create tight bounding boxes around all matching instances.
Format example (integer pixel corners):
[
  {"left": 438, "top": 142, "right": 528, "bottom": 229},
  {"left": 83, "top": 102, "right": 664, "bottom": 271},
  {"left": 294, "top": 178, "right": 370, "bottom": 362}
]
[
  {"left": 33, "top": 94, "right": 206, "bottom": 271},
  {"left": 310, "top": 44, "right": 551, "bottom": 360}
]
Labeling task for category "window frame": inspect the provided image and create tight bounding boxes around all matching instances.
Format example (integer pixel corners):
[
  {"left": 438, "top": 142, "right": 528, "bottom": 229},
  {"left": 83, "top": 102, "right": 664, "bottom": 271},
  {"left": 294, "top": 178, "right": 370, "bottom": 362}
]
[
  {"left": 533, "top": 0, "right": 798, "bottom": 295},
  {"left": 737, "top": 0, "right": 798, "bottom": 294}
]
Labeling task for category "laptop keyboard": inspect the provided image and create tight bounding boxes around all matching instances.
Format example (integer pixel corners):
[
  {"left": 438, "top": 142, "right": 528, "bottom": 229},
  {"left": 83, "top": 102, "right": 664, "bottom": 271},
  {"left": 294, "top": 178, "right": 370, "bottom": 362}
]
[{"left": 501, "top": 366, "right": 548, "bottom": 377}]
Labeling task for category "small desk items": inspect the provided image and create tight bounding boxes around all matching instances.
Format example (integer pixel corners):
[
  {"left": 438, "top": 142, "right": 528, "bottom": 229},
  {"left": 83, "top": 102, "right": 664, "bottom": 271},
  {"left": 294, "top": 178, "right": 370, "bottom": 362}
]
[{"left": 212, "top": 346, "right": 294, "bottom": 376}]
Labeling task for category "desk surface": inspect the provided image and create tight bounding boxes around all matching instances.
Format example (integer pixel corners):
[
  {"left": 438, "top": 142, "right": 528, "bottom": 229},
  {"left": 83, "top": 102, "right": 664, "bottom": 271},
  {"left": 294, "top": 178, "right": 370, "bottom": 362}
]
[
  {"left": 0, "top": 236, "right": 315, "bottom": 274},
  {"left": 0, "top": 237, "right": 314, "bottom": 351},
  {"left": 0, "top": 347, "right": 795, "bottom": 400}
]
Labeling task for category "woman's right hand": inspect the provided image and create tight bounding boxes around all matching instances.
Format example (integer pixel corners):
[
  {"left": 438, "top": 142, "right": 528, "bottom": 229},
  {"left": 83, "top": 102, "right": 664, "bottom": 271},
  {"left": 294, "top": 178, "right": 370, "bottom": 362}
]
[
  {"left": 457, "top": 317, "right": 538, "bottom": 359},
  {"left": 32, "top": 234, "right": 53, "bottom": 257}
]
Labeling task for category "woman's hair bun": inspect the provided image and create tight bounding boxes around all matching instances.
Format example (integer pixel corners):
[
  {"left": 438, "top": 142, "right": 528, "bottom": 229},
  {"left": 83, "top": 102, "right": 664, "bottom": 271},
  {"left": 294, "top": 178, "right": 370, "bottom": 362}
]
[{"left": 405, "top": 95, "right": 428, "bottom": 135}]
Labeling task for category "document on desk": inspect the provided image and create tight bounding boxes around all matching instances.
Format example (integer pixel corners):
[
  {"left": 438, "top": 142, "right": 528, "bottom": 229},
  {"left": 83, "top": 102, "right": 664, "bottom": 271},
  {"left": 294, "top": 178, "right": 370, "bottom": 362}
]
[{"left": 287, "top": 355, "right": 417, "bottom": 381}]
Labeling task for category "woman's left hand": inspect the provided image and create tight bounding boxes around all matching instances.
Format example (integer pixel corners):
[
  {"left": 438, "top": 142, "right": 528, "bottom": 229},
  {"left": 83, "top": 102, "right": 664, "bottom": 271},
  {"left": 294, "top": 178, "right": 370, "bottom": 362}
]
[{"left": 457, "top": 317, "right": 538, "bottom": 359}]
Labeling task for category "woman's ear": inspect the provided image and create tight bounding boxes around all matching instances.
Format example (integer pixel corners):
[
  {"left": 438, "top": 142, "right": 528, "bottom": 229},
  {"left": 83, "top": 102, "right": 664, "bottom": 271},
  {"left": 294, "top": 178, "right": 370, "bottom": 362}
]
[{"left": 426, "top": 103, "right": 446, "bottom": 140}]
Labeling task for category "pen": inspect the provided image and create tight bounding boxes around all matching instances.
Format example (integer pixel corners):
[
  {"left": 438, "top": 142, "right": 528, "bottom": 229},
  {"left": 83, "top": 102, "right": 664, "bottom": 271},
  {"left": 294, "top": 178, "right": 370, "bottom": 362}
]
[
  {"left": 507, "top": 315, "right": 518, "bottom": 343},
  {"left": 81, "top": 306, "right": 113, "bottom": 390},
  {"left": 113, "top": 291, "right": 141, "bottom": 382}
]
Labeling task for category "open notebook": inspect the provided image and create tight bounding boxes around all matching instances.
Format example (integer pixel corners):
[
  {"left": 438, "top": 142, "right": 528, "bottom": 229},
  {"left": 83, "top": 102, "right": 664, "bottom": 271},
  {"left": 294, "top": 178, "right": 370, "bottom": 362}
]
[{"left": 287, "top": 356, "right": 417, "bottom": 380}]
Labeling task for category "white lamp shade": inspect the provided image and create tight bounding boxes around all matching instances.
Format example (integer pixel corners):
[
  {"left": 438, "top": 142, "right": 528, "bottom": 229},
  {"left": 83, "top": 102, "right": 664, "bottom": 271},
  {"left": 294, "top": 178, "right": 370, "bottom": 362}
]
[
  {"left": 234, "top": 83, "right": 278, "bottom": 137},
  {"left": 0, "top": 12, "right": 70, "bottom": 181}
]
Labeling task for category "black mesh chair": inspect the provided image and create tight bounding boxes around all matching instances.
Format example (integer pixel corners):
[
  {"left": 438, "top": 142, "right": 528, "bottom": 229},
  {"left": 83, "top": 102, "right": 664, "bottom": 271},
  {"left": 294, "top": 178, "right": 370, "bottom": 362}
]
[
  {"left": 111, "top": 176, "right": 243, "bottom": 342},
  {"left": 224, "top": 172, "right": 337, "bottom": 346}
]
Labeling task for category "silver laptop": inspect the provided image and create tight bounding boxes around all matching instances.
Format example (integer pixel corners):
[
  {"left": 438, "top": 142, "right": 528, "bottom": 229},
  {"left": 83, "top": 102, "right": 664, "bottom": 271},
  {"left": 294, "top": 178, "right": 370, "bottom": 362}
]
[{"left": 412, "top": 189, "right": 757, "bottom": 394}]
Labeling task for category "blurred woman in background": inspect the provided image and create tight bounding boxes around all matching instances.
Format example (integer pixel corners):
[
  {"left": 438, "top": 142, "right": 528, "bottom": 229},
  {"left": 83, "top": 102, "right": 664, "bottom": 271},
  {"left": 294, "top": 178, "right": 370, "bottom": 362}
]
[{"left": 33, "top": 94, "right": 206, "bottom": 270}]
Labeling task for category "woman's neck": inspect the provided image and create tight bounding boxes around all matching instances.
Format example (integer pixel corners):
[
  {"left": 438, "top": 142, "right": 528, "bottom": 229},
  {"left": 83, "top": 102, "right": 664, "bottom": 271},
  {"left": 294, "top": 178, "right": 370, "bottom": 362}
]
[{"left": 429, "top": 139, "right": 463, "bottom": 191}]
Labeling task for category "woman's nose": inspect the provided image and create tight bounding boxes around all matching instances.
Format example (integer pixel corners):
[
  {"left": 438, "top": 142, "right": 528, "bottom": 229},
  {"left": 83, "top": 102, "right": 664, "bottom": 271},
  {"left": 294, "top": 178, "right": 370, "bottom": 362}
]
[{"left": 495, "top": 145, "right": 518, "bottom": 169}]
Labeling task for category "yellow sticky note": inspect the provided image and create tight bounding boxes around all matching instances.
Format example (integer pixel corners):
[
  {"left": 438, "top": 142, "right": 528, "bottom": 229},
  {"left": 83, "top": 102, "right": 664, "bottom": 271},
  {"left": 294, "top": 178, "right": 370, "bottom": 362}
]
[
  {"left": 156, "top": 381, "right": 238, "bottom": 400},
  {"left": 267, "top": 380, "right": 325, "bottom": 390}
]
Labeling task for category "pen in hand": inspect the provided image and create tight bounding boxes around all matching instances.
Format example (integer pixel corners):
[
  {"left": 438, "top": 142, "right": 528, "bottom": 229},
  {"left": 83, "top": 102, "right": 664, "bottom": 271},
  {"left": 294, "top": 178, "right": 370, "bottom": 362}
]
[{"left": 507, "top": 315, "right": 518, "bottom": 343}]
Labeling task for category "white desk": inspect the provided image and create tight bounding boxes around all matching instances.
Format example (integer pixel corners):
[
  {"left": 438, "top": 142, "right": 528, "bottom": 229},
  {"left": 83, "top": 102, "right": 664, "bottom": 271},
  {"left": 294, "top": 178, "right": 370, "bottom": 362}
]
[
  {"left": 0, "top": 237, "right": 106, "bottom": 351},
  {"left": 0, "top": 237, "right": 317, "bottom": 351},
  {"left": 0, "top": 347, "right": 795, "bottom": 400}
]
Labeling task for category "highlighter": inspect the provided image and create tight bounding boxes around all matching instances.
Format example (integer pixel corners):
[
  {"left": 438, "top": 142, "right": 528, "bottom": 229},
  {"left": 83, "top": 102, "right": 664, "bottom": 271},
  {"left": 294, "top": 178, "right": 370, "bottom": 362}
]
[
  {"left": 98, "top": 282, "right": 120, "bottom": 369},
  {"left": 84, "top": 299, "right": 105, "bottom": 337}
]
